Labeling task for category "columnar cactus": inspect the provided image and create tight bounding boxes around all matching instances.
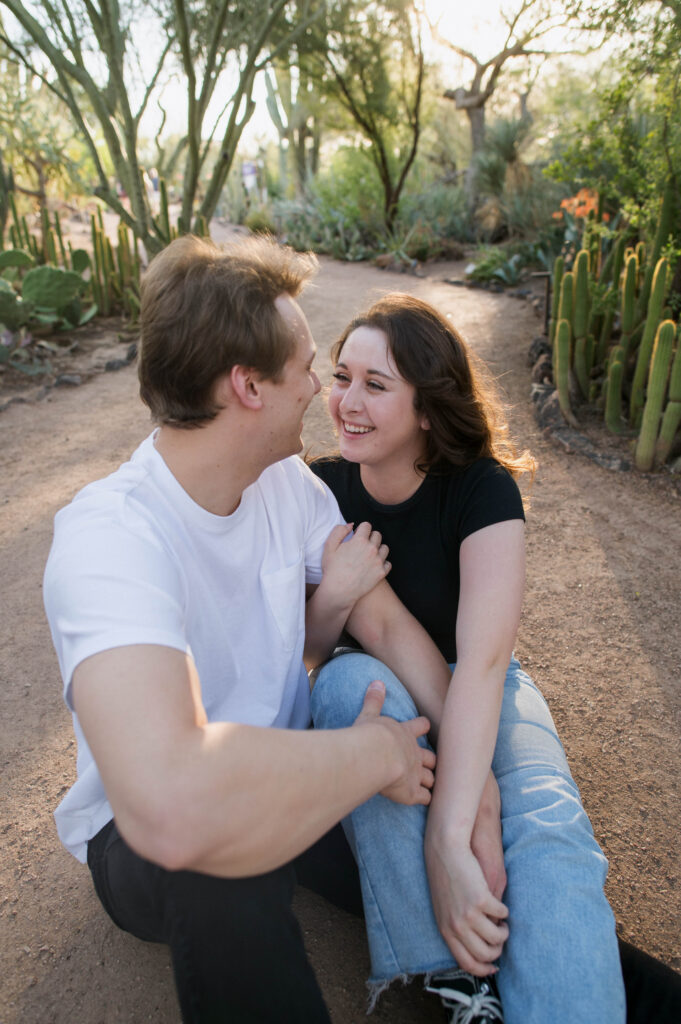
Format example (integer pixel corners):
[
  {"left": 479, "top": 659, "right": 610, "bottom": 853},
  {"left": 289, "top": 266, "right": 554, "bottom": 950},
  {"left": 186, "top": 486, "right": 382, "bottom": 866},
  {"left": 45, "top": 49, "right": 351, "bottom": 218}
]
[
  {"left": 655, "top": 329, "right": 681, "bottom": 466},
  {"left": 620, "top": 254, "right": 638, "bottom": 356},
  {"left": 635, "top": 320, "right": 676, "bottom": 471},
  {"left": 605, "top": 345, "right": 625, "bottom": 434},
  {"left": 629, "top": 257, "right": 668, "bottom": 426},
  {"left": 573, "top": 251, "right": 590, "bottom": 397},
  {"left": 555, "top": 319, "right": 578, "bottom": 427}
]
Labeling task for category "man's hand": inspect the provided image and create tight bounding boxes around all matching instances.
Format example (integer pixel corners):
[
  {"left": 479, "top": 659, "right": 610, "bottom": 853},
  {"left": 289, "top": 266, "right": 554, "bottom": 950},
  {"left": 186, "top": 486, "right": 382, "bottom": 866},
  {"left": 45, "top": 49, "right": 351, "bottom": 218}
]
[
  {"left": 321, "top": 522, "right": 391, "bottom": 608},
  {"left": 425, "top": 827, "right": 509, "bottom": 976},
  {"left": 353, "top": 680, "right": 436, "bottom": 805},
  {"left": 471, "top": 773, "right": 506, "bottom": 900}
]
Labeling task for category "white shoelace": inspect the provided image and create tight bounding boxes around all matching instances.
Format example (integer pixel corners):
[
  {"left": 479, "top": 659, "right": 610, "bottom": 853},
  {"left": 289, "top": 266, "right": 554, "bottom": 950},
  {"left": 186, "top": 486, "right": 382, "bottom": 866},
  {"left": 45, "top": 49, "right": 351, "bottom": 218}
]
[{"left": 425, "top": 980, "right": 503, "bottom": 1024}]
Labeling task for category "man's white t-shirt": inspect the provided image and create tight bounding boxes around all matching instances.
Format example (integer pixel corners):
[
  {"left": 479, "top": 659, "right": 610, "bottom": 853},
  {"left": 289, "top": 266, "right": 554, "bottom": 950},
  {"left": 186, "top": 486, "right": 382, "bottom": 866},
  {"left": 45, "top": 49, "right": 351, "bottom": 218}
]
[{"left": 44, "top": 433, "right": 343, "bottom": 862}]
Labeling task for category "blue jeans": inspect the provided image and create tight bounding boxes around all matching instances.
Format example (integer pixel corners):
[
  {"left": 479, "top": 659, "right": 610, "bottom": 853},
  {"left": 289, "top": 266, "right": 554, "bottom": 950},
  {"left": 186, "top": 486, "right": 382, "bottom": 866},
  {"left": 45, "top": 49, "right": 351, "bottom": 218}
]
[{"left": 310, "top": 653, "right": 626, "bottom": 1024}]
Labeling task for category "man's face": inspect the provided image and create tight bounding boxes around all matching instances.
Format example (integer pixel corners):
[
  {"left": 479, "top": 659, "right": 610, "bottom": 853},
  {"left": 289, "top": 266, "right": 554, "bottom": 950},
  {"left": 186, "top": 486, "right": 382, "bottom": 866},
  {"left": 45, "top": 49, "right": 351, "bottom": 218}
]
[{"left": 261, "top": 294, "right": 321, "bottom": 459}]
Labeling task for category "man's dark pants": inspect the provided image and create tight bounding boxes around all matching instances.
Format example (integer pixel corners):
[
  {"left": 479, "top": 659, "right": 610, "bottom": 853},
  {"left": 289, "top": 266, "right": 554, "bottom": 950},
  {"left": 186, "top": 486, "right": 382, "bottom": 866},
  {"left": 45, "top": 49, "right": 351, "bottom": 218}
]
[{"left": 87, "top": 818, "right": 362, "bottom": 1023}]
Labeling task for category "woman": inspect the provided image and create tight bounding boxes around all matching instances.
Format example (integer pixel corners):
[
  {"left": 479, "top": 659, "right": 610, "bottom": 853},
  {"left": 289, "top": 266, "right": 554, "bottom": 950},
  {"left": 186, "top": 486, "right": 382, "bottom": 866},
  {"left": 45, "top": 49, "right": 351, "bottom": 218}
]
[{"left": 307, "top": 294, "right": 626, "bottom": 1024}]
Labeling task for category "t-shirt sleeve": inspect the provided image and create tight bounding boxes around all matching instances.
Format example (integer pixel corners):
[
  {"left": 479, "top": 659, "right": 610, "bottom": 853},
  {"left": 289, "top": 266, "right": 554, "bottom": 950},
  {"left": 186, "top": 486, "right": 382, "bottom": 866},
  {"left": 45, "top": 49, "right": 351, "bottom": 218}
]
[
  {"left": 292, "top": 458, "right": 345, "bottom": 585},
  {"left": 455, "top": 460, "right": 525, "bottom": 545},
  {"left": 44, "top": 504, "right": 188, "bottom": 710}
]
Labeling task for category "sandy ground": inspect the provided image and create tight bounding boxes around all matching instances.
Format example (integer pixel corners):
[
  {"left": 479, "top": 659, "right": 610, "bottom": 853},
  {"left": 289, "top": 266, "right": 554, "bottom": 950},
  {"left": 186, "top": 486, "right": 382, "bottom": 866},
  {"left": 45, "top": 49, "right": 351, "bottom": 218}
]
[{"left": 1, "top": 250, "right": 680, "bottom": 1023}]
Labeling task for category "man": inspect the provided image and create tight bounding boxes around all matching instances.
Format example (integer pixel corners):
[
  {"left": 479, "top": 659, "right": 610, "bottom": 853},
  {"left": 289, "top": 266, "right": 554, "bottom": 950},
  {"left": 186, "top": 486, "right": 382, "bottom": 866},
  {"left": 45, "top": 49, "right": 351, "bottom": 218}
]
[{"left": 44, "top": 235, "right": 456, "bottom": 1022}]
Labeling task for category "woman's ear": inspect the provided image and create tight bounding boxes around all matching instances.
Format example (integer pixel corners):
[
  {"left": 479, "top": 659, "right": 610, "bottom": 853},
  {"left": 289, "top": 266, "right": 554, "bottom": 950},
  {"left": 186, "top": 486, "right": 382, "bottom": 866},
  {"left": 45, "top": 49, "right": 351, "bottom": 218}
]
[
  {"left": 229, "top": 364, "right": 263, "bottom": 410},
  {"left": 420, "top": 413, "right": 431, "bottom": 431}
]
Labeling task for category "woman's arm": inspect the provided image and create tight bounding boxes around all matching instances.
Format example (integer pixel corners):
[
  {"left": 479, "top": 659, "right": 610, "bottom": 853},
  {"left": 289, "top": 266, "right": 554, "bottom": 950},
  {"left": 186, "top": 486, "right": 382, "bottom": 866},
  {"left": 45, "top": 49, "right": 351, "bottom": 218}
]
[
  {"left": 424, "top": 519, "right": 526, "bottom": 975},
  {"left": 304, "top": 522, "right": 391, "bottom": 671}
]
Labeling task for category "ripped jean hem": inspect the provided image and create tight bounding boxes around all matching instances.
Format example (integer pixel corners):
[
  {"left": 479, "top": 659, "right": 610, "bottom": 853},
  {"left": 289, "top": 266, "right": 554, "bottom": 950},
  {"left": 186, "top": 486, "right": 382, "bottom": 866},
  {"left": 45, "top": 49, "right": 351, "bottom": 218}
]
[{"left": 366, "top": 963, "right": 454, "bottom": 1013}]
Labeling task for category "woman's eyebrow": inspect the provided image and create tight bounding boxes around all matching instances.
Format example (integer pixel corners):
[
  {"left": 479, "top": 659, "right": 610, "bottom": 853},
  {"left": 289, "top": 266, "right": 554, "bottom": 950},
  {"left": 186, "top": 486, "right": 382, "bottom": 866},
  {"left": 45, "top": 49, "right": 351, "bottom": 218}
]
[{"left": 337, "top": 360, "right": 395, "bottom": 380}]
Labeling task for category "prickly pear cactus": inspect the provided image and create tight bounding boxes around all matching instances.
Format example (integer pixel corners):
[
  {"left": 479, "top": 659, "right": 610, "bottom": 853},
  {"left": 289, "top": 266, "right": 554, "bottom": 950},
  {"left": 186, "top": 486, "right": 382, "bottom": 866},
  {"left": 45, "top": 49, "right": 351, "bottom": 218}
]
[{"left": 21, "top": 266, "right": 85, "bottom": 311}]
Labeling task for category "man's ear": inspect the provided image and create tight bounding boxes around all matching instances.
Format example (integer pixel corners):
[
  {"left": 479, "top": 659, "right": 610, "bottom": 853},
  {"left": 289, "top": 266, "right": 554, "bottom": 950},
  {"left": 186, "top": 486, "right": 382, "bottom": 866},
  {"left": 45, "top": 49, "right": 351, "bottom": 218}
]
[{"left": 228, "top": 364, "right": 264, "bottom": 410}]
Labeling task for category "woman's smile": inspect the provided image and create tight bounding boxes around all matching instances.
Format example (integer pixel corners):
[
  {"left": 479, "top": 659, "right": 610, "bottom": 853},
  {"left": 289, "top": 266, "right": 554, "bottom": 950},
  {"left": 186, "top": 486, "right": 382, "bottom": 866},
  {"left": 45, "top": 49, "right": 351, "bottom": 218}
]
[{"left": 328, "top": 325, "right": 428, "bottom": 473}]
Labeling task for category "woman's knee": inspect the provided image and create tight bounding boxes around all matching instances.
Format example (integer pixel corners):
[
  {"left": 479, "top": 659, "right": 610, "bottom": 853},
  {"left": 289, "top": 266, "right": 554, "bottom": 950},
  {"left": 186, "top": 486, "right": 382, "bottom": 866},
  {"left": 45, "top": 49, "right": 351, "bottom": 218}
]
[{"left": 310, "top": 653, "right": 418, "bottom": 729}]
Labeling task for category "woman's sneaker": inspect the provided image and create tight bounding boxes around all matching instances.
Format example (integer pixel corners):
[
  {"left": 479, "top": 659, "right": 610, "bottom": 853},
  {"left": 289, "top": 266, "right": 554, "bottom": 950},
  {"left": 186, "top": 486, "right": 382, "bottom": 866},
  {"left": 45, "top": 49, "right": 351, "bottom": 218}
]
[{"left": 426, "top": 969, "right": 503, "bottom": 1024}]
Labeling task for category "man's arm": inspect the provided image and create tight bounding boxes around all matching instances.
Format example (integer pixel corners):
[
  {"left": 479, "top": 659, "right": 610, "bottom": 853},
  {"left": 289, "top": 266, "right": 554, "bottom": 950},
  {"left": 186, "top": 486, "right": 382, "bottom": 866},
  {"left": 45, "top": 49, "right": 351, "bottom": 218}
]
[{"left": 72, "top": 644, "right": 435, "bottom": 877}]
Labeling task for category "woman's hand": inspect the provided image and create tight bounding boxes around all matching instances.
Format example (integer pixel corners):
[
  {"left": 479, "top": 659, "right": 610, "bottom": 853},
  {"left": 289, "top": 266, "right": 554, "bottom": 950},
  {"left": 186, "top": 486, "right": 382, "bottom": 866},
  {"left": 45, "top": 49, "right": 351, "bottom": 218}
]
[
  {"left": 425, "top": 824, "right": 509, "bottom": 976},
  {"left": 321, "top": 522, "right": 391, "bottom": 607},
  {"left": 471, "top": 772, "right": 506, "bottom": 900}
]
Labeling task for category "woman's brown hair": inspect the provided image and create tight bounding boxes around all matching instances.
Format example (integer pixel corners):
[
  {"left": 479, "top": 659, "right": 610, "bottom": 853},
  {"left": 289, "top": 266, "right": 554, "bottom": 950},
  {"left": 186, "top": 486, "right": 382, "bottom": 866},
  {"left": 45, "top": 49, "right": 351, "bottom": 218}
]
[{"left": 332, "top": 292, "right": 536, "bottom": 480}]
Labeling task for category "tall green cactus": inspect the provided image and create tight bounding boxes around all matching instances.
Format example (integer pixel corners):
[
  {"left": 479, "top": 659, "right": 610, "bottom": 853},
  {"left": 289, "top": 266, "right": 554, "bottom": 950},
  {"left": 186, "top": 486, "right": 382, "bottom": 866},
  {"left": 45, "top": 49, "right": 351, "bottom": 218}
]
[
  {"left": 635, "top": 181, "right": 674, "bottom": 325},
  {"left": 549, "top": 256, "right": 564, "bottom": 347},
  {"left": 605, "top": 345, "right": 625, "bottom": 434},
  {"left": 635, "top": 320, "right": 675, "bottom": 471},
  {"left": 620, "top": 254, "right": 638, "bottom": 356},
  {"left": 573, "top": 250, "right": 590, "bottom": 397},
  {"left": 555, "top": 319, "right": 578, "bottom": 427},
  {"left": 629, "top": 257, "right": 668, "bottom": 426},
  {"left": 655, "top": 328, "right": 681, "bottom": 466}
]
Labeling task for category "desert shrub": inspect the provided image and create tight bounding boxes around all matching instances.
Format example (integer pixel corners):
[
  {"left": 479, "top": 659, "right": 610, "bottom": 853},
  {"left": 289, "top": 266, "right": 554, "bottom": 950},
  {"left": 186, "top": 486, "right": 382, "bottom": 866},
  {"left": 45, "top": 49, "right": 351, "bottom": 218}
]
[
  {"left": 273, "top": 147, "right": 385, "bottom": 260},
  {"left": 397, "top": 181, "right": 474, "bottom": 248},
  {"left": 244, "top": 207, "right": 277, "bottom": 235}
]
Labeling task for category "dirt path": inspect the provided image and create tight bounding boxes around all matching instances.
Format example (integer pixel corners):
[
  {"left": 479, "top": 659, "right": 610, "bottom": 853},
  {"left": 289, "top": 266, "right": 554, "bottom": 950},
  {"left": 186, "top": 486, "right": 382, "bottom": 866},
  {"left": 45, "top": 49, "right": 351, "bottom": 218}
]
[{"left": 1, "top": 255, "right": 680, "bottom": 1023}]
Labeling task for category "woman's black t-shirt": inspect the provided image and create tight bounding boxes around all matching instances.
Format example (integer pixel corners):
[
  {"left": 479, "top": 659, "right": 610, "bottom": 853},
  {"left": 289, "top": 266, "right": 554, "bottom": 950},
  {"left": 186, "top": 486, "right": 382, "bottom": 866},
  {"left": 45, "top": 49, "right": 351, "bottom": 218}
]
[{"left": 310, "top": 456, "right": 525, "bottom": 662}]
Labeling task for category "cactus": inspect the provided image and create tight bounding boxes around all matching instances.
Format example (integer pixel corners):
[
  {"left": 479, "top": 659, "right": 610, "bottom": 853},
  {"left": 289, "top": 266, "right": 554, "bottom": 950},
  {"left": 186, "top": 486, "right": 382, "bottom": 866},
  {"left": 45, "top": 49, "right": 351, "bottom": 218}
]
[
  {"left": 0, "top": 249, "right": 34, "bottom": 270},
  {"left": 156, "top": 178, "right": 172, "bottom": 244},
  {"left": 620, "top": 254, "right": 638, "bottom": 355},
  {"left": 629, "top": 257, "right": 669, "bottom": 426},
  {"left": 573, "top": 251, "right": 590, "bottom": 396},
  {"left": 605, "top": 345, "right": 625, "bottom": 434},
  {"left": 0, "top": 279, "right": 26, "bottom": 330},
  {"left": 21, "top": 265, "right": 85, "bottom": 310},
  {"left": 655, "top": 330, "right": 681, "bottom": 466},
  {"left": 635, "top": 181, "right": 674, "bottom": 324},
  {"left": 45, "top": 227, "right": 59, "bottom": 267},
  {"left": 53, "top": 211, "right": 69, "bottom": 267},
  {"left": 635, "top": 320, "right": 675, "bottom": 471},
  {"left": 549, "top": 256, "right": 564, "bottom": 345},
  {"left": 555, "top": 319, "right": 578, "bottom": 426}
]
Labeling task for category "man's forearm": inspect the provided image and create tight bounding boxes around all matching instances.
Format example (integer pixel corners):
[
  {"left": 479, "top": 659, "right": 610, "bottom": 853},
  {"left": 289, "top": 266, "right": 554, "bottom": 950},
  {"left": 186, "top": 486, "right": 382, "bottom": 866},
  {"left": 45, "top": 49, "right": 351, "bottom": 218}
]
[{"left": 151, "top": 718, "right": 407, "bottom": 876}]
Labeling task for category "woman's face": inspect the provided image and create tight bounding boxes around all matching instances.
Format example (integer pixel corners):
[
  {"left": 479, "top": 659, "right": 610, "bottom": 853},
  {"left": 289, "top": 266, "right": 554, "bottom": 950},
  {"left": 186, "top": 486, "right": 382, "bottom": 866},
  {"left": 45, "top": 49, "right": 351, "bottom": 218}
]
[{"left": 328, "top": 325, "right": 429, "bottom": 470}]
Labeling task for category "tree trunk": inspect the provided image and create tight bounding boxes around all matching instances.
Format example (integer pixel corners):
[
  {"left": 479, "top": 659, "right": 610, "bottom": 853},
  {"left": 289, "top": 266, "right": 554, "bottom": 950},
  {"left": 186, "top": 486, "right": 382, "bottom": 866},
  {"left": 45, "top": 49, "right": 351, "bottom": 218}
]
[{"left": 464, "top": 104, "right": 486, "bottom": 211}]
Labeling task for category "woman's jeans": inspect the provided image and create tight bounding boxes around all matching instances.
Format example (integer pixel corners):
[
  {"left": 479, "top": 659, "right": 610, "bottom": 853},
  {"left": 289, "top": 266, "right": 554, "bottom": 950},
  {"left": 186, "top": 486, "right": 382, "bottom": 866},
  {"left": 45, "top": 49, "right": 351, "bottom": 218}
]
[{"left": 310, "top": 653, "right": 627, "bottom": 1024}]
